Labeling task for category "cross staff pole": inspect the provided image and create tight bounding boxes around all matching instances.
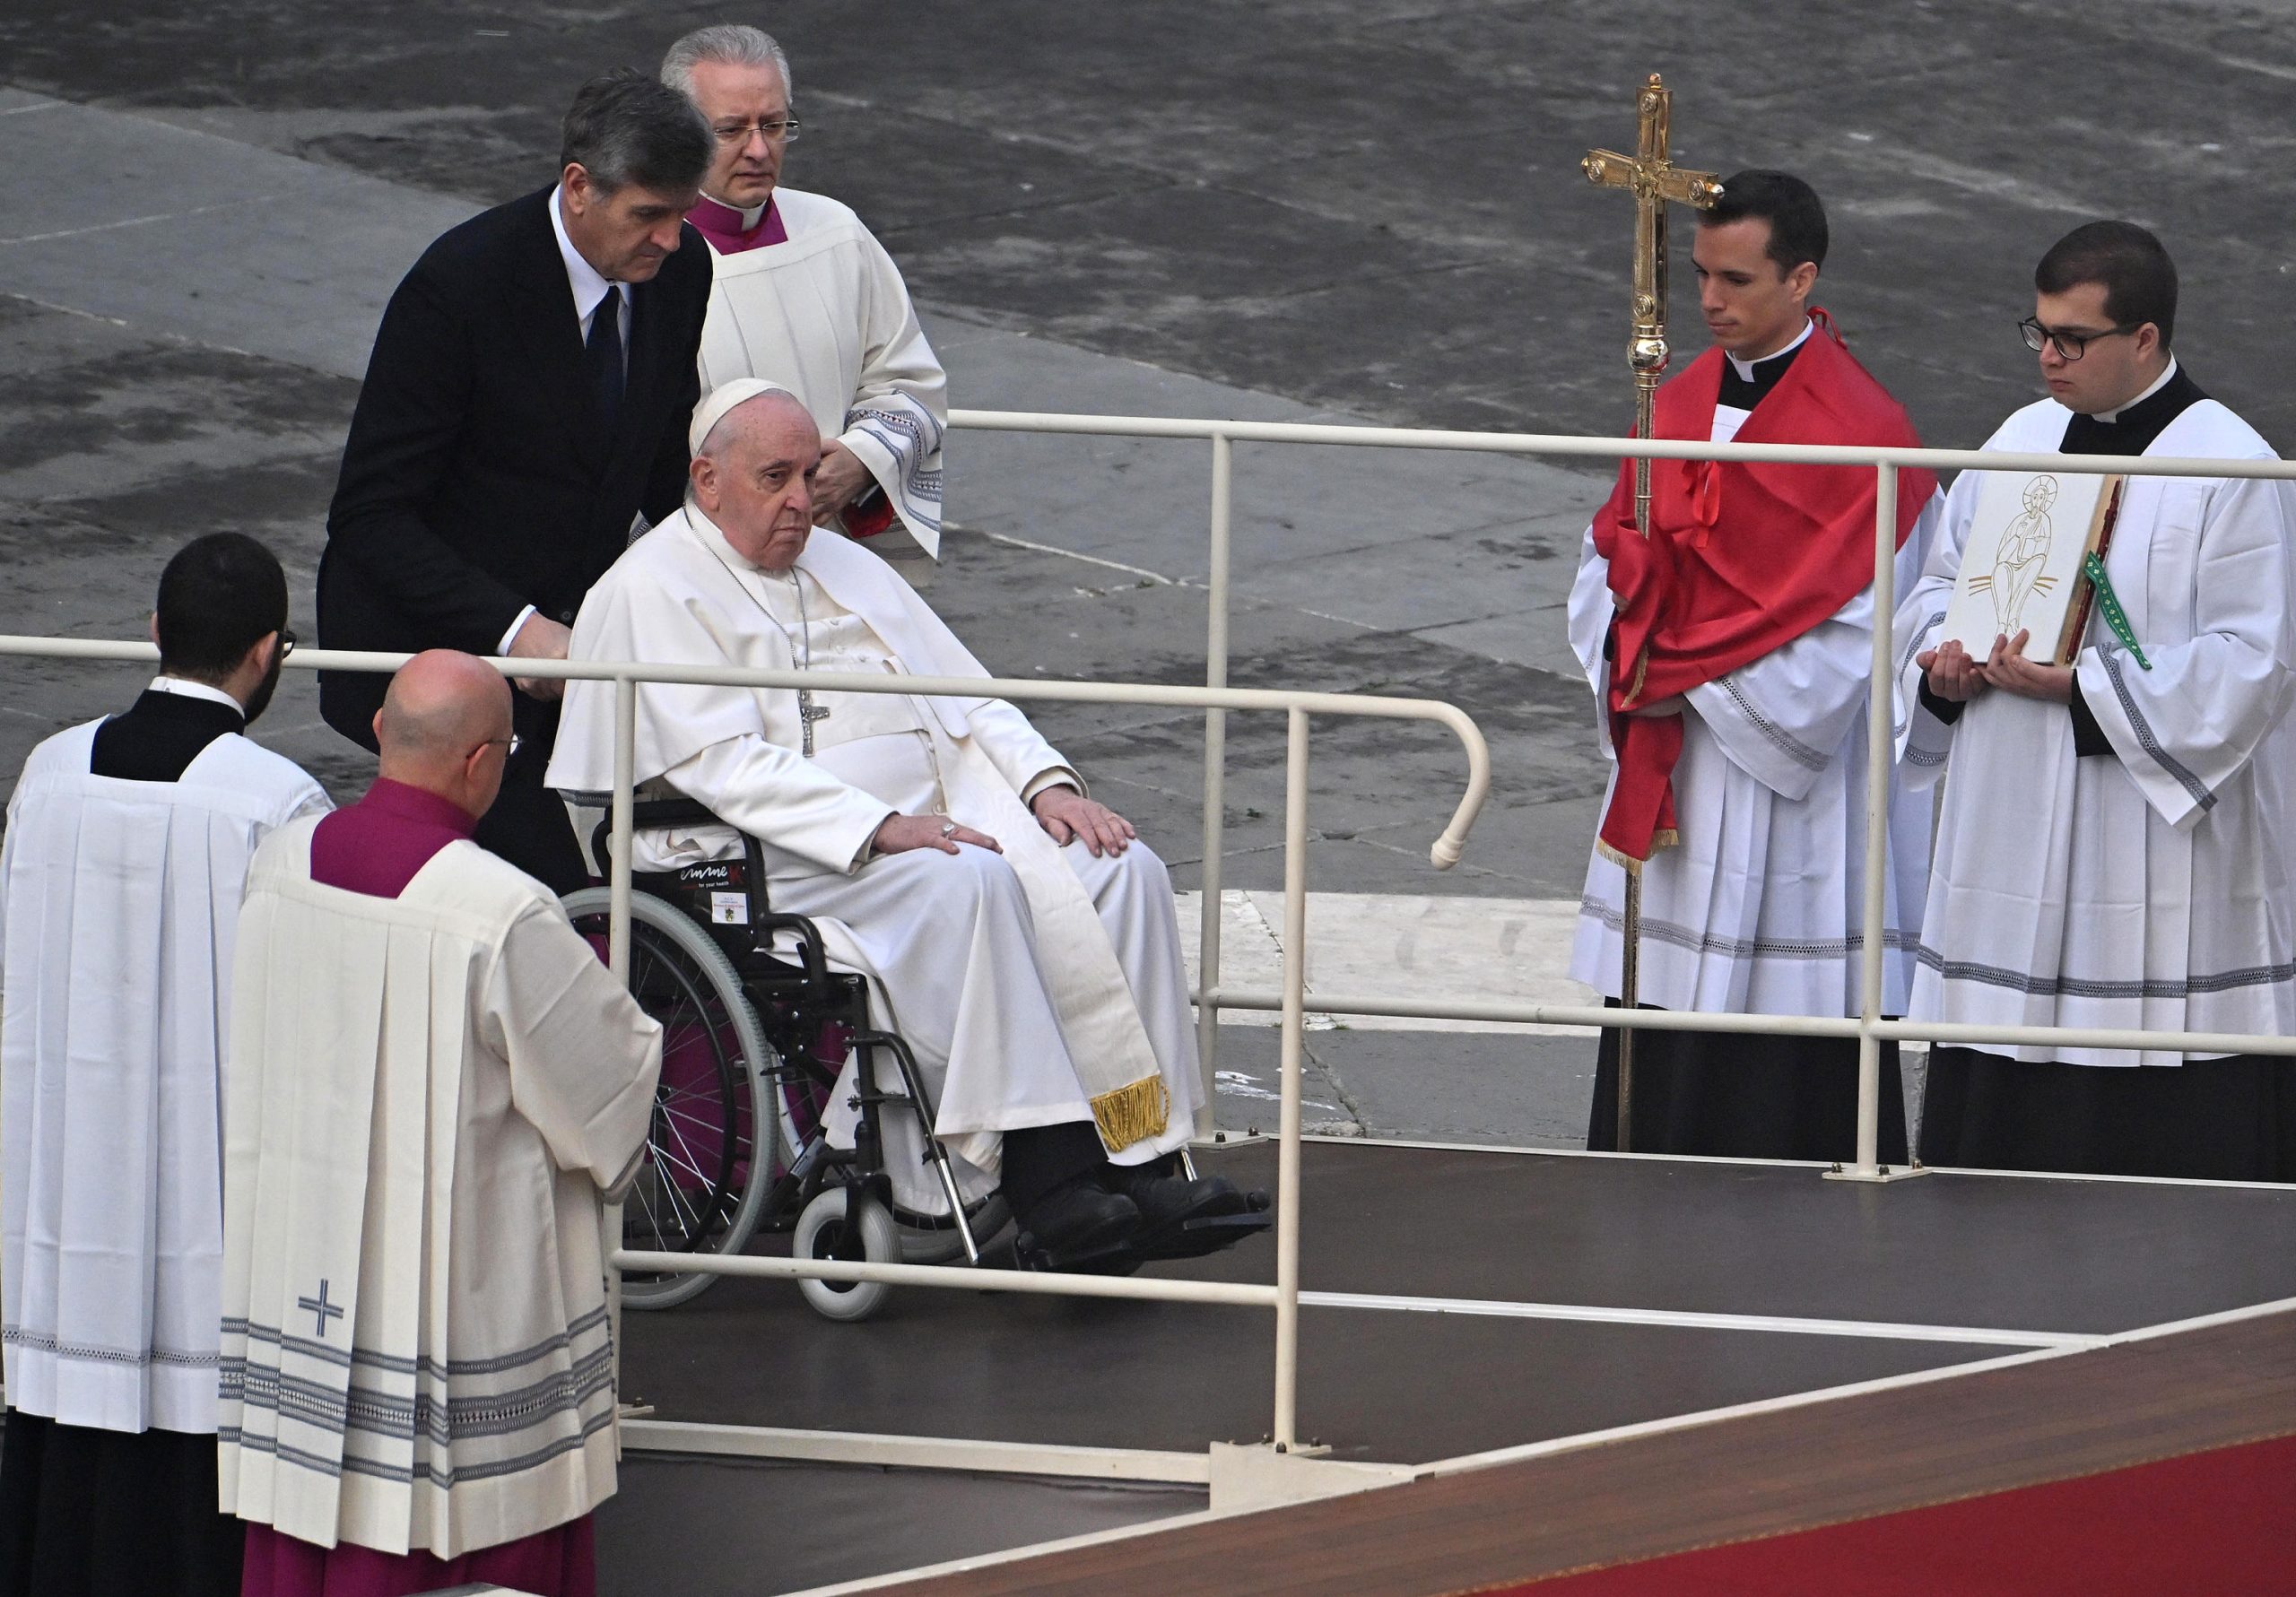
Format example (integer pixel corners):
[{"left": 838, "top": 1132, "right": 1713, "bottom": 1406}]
[{"left": 1583, "top": 74, "right": 1721, "bottom": 1151}]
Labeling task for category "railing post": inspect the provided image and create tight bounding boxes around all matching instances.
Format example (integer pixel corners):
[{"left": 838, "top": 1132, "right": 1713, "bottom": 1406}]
[
  {"left": 607, "top": 673, "right": 637, "bottom": 1393},
  {"left": 609, "top": 673, "right": 637, "bottom": 985},
  {"left": 1196, "top": 430, "right": 1234, "bottom": 1135},
  {"left": 1272, "top": 705, "right": 1308, "bottom": 1451},
  {"left": 1831, "top": 462, "right": 1904, "bottom": 1183}
]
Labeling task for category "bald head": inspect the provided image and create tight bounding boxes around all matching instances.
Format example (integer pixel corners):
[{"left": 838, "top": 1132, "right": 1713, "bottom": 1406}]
[{"left": 373, "top": 651, "right": 516, "bottom": 819}]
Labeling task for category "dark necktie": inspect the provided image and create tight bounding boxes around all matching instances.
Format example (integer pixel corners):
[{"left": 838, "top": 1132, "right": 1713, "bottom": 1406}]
[{"left": 586, "top": 285, "right": 625, "bottom": 429}]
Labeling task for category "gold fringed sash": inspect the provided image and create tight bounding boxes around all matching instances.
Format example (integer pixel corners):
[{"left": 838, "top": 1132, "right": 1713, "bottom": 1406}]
[{"left": 1091, "top": 1075, "right": 1170, "bottom": 1154}]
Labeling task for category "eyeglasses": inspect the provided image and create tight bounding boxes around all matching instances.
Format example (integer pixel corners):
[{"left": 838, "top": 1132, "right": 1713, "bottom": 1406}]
[
  {"left": 2019, "top": 316, "right": 2143, "bottom": 362},
  {"left": 476, "top": 733, "right": 523, "bottom": 759},
  {"left": 710, "top": 117, "right": 801, "bottom": 146},
  {"left": 276, "top": 629, "right": 296, "bottom": 657}
]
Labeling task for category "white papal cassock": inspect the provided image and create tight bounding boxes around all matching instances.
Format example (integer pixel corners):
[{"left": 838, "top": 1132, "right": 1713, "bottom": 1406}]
[
  {"left": 1895, "top": 381, "right": 2296, "bottom": 1067},
  {"left": 217, "top": 821, "right": 662, "bottom": 1556},
  {"left": 1570, "top": 399, "right": 1944, "bottom": 1020},
  {"left": 698, "top": 187, "right": 946, "bottom": 554},
  {"left": 1, "top": 714, "right": 326, "bottom": 1435},
  {"left": 548, "top": 508, "right": 1200, "bottom": 1211}
]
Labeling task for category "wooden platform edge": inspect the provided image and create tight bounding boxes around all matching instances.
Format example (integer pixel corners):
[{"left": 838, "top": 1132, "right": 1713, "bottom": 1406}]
[{"left": 849, "top": 1306, "right": 2296, "bottom": 1596}]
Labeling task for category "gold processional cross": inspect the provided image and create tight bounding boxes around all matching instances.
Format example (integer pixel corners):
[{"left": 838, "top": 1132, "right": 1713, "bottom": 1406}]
[{"left": 1582, "top": 74, "right": 1721, "bottom": 1151}]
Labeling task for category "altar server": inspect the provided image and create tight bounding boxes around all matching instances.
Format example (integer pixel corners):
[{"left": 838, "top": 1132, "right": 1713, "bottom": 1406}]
[
  {"left": 222, "top": 652, "right": 663, "bottom": 1595},
  {"left": 0, "top": 534, "right": 326, "bottom": 1597},
  {"left": 550, "top": 381, "right": 1248, "bottom": 1258},
  {"left": 1898, "top": 221, "right": 2296, "bottom": 1180},
  {"left": 662, "top": 25, "right": 946, "bottom": 571},
  {"left": 1570, "top": 170, "right": 1944, "bottom": 1160}
]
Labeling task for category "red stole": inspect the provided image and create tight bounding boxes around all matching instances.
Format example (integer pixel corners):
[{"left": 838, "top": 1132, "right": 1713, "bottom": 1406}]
[{"left": 1591, "top": 314, "right": 1935, "bottom": 864}]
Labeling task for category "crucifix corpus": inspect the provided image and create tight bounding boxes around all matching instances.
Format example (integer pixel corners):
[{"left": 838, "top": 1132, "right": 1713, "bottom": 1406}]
[
  {"left": 1582, "top": 74, "right": 1721, "bottom": 1151},
  {"left": 798, "top": 692, "right": 831, "bottom": 756}
]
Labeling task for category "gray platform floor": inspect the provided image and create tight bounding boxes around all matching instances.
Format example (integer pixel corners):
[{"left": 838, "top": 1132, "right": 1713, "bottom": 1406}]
[
  {"left": 604, "top": 1137, "right": 2296, "bottom": 1593},
  {"left": 596, "top": 1455, "right": 1202, "bottom": 1597}
]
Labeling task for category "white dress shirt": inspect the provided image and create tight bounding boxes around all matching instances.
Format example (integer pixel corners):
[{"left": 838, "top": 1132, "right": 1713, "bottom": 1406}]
[{"left": 496, "top": 187, "right": 639, "bottom": 655}]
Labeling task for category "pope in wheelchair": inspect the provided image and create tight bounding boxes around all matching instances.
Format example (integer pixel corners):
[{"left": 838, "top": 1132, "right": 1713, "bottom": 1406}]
[{"left": 549, "top": 380, "right": 1265, "bottom": 1310}]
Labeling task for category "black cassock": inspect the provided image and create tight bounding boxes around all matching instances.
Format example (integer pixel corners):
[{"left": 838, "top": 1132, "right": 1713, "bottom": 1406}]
[{"left": 1588, "top": 1003, "right": 1909, "bottom": 1164}]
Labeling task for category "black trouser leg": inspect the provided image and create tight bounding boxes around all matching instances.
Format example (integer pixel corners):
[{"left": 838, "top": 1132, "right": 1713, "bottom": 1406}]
[{"left": 999, "top": 1121, "right": 1107, "bottom": 1216}]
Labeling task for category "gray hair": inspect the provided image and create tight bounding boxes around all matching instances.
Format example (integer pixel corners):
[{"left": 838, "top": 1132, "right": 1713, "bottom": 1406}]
[
  {"left": 662, "top": 24, "right": 794, "bottom": 103},
  {"left": 559, "top": 67, "right": 712, "bottom": 195}
]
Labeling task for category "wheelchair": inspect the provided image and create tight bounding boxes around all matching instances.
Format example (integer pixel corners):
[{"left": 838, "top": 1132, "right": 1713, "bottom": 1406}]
[{"left": 563, "top": 796, "right": 1265, "bottom": 1322}]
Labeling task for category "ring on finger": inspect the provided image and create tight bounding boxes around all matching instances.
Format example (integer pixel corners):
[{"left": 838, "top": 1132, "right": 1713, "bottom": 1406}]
[{"left": 939, "top": 818, "right": 958, "bottom": 838}]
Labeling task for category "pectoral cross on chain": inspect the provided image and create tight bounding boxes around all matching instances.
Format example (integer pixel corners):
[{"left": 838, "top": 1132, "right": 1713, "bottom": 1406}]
[
  {"left": 798, "top": 694, "right": 831, "bottom": 757},
  {"left": 298, "top": 1278, "right": 344, "bottom": 1340}
]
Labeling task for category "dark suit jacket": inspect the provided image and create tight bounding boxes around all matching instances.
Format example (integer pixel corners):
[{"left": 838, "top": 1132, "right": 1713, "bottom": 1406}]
[{"left": 317, "top": 184, "right": 712, "bottom": 744}]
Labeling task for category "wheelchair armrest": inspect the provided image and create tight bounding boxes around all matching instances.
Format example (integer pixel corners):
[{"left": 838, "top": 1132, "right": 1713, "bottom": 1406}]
[
  {"left": 753, "top": 912, "right": 835, "bottom": 1001},
  {"left": 590, "top": 796, "right": 726, "bottom": 870},
  {"left": 592, "top": 804, "right": 818, "bottom": 996},
  {"left": 629, "top": 796, "right": 721, "bottom": 831}
]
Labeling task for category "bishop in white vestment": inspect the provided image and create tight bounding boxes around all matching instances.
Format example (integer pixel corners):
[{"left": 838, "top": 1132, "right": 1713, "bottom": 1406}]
[
  {"left": 1898, "top": 223, "right": 2296, "bottom": 1180},
  {"left": 0, "top": 534, "right": 325, "bottom": 1597},
  {"left": 666, "top": 25, "right": 946, "bottom": 564},
  {"left": 551, "top": 383, "right": 1249, "bottom": 1259},
  {"left": 222, "top": 653, "right": 662, "bottom": 1594}
]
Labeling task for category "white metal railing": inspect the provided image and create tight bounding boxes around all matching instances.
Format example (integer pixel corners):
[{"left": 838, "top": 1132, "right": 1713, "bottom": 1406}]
[
  {"left": 0, "top": 635, "right": 1485, "bottom": 1453},
  {"left": 950, "top": 408, "right": 2296, "bottom": 1185},
  {"left": 7, "top": 413, "right": 2293, "bottom": 1463}
]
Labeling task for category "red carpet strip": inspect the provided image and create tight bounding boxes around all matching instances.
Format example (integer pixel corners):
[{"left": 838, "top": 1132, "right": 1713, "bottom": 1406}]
[{"left": 1501, "top": 1429, "right": 2296, "bottom": 1595}]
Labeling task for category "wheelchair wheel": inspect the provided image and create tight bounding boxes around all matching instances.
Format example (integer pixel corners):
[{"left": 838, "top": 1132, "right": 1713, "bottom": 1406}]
[
  {"left": 770, "top": 1037, "right": 1011, "bottom": 1266},
  {"left": 793, "top": 1186, "right": 898, "bottom": 1323},
  {"left": 563, "top": 888, "right": 778, "bottom": 1311}
]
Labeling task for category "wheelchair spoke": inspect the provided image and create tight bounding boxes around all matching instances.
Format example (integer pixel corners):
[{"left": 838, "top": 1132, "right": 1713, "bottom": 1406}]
[
  {"left": 659, "top": 1102, "right": 748, "bottom": 1165},
  {"left": 657, "top": 1157, "right": 704, "bottom": 1237},
  {"left": 570, "top": 904, "right": 769, "bottom": 1277},
  {"left": 652, "top": 1115, "right": 718, "bottom": 1192},
  {"left": 637, "top": 1140, "right": 703, "bottom": 1241},
  {"left": 655, "top": 1106, "right": 717, "bottom": 1192},
  {"left": 628, "top": 1167, "right": 672, "bottom": 1255}
]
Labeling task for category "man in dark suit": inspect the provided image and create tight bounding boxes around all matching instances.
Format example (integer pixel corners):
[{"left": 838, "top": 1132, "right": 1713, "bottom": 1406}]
[{"left": 320, "top": 68, "right": 715, "bottom": 892}]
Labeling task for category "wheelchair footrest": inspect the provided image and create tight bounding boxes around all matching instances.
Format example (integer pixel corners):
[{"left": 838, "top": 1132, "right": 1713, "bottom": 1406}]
[
  {"left": 1012, "top": 1192, "right": 1274, "bottom": 1273},
  {"left": 1135, "top": 1205, "right": 1274, "bottom": 1262},
  {"left": 1011, "top": 1232, "right": 1143, "bottom": 1277}
]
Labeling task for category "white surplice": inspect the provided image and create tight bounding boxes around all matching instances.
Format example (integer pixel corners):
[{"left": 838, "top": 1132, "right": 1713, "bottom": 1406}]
[
  {"left": 1570, "top": 396, "right": 1945, "bottom": 1017},
  {"left": 1894, "top": 393, "right": 2296, "bottom": 1066},
  {"left": 546, "top": 510, "right": 1198, "bottom": 1211},
  {"left": 217, "top": 821, "right": 662, "bottom": 1556},
  {"left": 0, "top": 717, "right": 327, "bottom": 1436},
  {"left": 698, "top": 187, "right": 947, "bottom": 554}
]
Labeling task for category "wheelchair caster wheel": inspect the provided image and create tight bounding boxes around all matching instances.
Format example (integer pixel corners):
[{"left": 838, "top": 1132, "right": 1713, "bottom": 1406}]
[{"left": 795, "top": 1187, "right": 898, "bottom": 1323}]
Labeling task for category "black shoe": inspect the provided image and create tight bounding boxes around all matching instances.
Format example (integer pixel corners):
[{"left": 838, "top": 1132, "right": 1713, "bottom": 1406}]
[
  {"left": 1015, "top": 1177, "right": 1140, "bottom": 1258},
  {"left": 1097, "top": 1166, "right": 1251, "bottom": 1229},
  {"left": 1096, "top": 1165, "right": 1272, "bottom": 1259}
]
